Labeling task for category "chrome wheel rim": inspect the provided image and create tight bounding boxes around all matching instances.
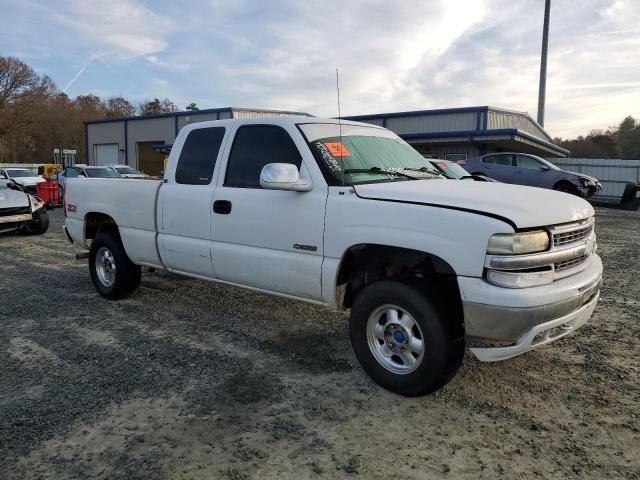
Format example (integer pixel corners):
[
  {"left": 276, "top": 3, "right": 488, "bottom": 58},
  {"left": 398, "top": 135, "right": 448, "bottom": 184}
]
[
  {"left": 95, "top": 246, "right": 116, "bottom": 287},
  {"left": 366, "top": 304, "right": 425, "bottom": 375}
]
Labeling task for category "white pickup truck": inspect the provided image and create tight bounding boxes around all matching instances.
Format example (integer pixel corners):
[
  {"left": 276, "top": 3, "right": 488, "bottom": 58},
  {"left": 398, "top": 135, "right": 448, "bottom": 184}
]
[{"left": 63, "top": 117, "right": 602, "bottom": 396}]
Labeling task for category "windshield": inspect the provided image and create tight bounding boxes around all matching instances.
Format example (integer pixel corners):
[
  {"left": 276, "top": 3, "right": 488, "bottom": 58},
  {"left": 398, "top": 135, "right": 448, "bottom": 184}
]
[
  {"left": 114, "top": 166, "right": 138, "bottom": 175},
  {"left": 7, "top": 169, "right": 37, "bottom": 178},
  {"left": 85, "top": 168, "right": 119, "bottom": 178},
  {"left": 300, "top": 123, "right": 442, "bottom": 185},
  {"left": 431, "top": 161, "right": 470, "bottom": 179}
]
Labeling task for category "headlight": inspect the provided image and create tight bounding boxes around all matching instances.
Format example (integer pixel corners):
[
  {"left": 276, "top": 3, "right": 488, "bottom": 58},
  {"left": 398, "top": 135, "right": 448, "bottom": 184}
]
[
  {"left": 30, "top": 195, "right": 44, "bottom": 212},
  {"left": 487, "top": 230, "right": 550, "bottom": 255},
  {"left": 486, "top": 269, "right": 554, "bottom": 288}
]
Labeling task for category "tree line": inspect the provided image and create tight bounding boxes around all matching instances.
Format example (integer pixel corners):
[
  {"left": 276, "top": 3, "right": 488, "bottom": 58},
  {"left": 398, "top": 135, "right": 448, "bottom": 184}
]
[
  {"left": 553, "top": 116, "right": 640, "bottom": 160},
  {"left": 1, "top": 55, "right": 639, "bottom": 164},
  {"left": 0, "top": 56, "right": 198, "bottom": 164}
]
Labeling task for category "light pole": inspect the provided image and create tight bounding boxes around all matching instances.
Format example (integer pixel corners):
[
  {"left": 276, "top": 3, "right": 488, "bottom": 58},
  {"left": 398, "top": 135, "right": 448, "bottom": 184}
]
[{"left": 537, "top": 0, "right": 551, "bottom": 126}]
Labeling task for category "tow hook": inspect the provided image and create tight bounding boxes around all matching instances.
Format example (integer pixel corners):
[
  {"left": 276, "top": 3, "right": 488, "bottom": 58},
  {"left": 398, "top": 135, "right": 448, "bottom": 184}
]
[{"left": 75, "top": 252, "right": 90, "bottom": 260}]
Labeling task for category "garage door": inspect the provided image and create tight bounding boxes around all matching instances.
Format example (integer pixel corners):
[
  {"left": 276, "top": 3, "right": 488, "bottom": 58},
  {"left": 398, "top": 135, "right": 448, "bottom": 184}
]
[
  {"left": 94, "top": 144, "right": 119, "bottom": 165},
  {"left": 137, "top": 141, "right": 165, "bottom": 176}
]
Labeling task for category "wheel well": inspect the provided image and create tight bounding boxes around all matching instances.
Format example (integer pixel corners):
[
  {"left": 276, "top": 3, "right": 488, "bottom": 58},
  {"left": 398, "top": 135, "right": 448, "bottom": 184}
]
[
  {"left": 336, "top": 244, "right": 463, "bottom": 336},
  {"left": 84, "top": 212, "right": 118, "bottom": 241},
  {"left": 553, "top": 179, "right": 577, "bottom": 190}
]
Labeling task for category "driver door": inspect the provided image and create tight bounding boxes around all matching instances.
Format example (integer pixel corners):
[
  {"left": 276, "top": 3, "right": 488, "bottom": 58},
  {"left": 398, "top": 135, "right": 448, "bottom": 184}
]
[{"left": 211, "top": 123, "right": 327, "bottom": 301}]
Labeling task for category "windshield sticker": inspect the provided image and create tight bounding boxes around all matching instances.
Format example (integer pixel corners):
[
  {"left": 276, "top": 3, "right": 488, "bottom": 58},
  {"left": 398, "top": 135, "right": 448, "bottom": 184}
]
[
  {"left": 315, "top": 142, "right": 343, "bottom": 172},
  {"left": 324, "top": 142, "right": 350, "bottom": 157}
]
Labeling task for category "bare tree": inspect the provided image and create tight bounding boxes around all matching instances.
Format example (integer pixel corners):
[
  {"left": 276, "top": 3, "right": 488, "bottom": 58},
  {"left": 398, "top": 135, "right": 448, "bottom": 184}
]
[
  {"left": 0, "top": 56, "right": 56, "bottom": 137},
  {"left": 105, "top": 96, "right": 135, "bottom": 117}
]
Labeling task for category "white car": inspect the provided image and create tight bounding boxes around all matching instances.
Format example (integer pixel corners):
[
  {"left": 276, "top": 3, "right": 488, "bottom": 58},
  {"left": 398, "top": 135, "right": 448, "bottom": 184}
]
[
  {"left": 107, "top": 165, "right": 149, "bottom": 178},
  {"left": 0, "top": 181, "right": 49, "bottom": 235},
  {"left": 63, "top": 117, "right": 603, "bottom": 396},
  {"left": 57, "top": 165, "right": 120, "bottom": 193},
  {"left": 0, "top": 168, "right": 45, "bottom": 195}
]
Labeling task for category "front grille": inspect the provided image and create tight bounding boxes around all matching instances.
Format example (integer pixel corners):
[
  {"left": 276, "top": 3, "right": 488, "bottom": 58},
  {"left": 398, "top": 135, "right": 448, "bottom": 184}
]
[
  {"left": 24, "top": 185, "right": 38, "bottom": 194},
  {"left": 553, "top": 224, "right": 593, "bottom": 246},
  {"left": 555, "top": 255, "right": 588, "bottom": 271},
  {"left": 0, "top": 205, "right": 30, "bottom": 216}
]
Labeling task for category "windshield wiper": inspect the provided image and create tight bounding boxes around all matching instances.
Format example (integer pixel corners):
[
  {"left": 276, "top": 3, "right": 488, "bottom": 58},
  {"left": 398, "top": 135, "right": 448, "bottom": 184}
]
[
  {"left": 402, "top": 166, "right": 448, "bottom": 178},
  {"left": 342, "top": 167, "right": 419, "bottom": 180}
]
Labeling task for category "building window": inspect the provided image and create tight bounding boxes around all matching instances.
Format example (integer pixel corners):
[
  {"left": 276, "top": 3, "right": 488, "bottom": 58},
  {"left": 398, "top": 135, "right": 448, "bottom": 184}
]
[{"left": 445, "top": 153, "right": 467, "bottom": 162}]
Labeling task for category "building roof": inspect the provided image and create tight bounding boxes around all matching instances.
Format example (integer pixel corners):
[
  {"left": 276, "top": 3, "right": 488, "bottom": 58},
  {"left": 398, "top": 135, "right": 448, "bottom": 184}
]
[
  {"left": 342, "top": 106, "right": 569, "bottom": 157},
  {"left": 83, "top": 107, "right": 313, "bottom": 125}
]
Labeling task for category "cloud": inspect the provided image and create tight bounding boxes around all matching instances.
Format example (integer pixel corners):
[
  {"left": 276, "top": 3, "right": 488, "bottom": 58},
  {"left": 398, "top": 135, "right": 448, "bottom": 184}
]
[
  {"left": 1, "top": 0, "right": 638, "bottom": 138},
  {"left": 53, "top": 0, "right": 173, "bottom": 59}
]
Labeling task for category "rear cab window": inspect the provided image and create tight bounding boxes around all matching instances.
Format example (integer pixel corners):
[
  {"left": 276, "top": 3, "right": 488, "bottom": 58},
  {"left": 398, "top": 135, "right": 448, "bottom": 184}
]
[{"left": 175, "top": 127, "right": 226, "bottom": 185}]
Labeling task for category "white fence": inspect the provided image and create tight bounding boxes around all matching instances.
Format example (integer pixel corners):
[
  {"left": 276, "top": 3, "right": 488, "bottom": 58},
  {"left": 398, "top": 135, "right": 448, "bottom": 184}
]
[
  {"left": 0, "top": 163, "right": 40, "bottom": 171},
  {"left": 550, "top": 158, "right": 640, "bottom": 202}
]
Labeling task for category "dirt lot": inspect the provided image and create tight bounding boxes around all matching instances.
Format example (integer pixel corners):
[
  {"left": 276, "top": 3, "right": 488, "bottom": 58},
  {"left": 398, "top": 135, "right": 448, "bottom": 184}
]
[{"left": 1, "top": 210, "right": 638, "bottom": 479}]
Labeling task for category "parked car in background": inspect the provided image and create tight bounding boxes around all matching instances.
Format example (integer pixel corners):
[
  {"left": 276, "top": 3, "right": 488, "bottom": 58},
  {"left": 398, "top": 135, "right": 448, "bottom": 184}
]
[
  {"left": 464, "top": 153, "right": 601, "bottom": 197},
  {"left": 427, "top": 159, "right": 498, "bottom": 182},
  {"left": 58, "top": 165, "right": 120, "bottom": 194},
  {"left": 0, "top": 181, "right": 49, "bottom": 235},
  {"left": 0, "top": 168, "right": 45, "bottom": 195},
  {"left": 106, "top": 165, "right": 149, "bottom": 178}
]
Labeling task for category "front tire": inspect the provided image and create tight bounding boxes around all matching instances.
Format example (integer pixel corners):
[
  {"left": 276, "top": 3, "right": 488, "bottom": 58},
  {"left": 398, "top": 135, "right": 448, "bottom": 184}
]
[
  {"left": 21, "top": 210, "right": 50, "bottom": 235},
  {"left": 349, "top": 281, "right": 464, "bottom": 397},
  {"left": 89, "top": 231, "right": 141, "bottom": 300}
]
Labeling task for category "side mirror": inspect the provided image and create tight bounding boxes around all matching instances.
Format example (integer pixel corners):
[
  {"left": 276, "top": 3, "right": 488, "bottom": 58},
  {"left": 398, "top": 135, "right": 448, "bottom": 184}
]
[
  {"left": 260, "top": 163, "right": 311, "bottom": 192},
  {"left": 540, "top": 165, "right": 550, "bottom": 171}
]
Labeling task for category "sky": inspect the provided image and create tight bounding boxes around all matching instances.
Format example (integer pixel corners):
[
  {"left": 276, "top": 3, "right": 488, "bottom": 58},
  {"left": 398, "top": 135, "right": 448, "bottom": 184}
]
[{"left": 1, "top": 0, "right": 639, "bottom": 138}]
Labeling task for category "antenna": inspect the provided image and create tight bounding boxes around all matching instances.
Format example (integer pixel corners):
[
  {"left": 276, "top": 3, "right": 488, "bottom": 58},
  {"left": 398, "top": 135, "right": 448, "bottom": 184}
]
[{"left": 336, "top": 68, "right": 345, "bottom": 185}]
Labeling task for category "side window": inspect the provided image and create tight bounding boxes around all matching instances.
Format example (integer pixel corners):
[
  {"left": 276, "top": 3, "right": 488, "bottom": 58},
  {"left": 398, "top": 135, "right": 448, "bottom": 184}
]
[
  {"left": 225, "top": 125, "right": 302, "bottom": 188},
  {"left": 516, "top": 155, "right": 544, "bottom": 170},
  {"left": 483, "top": 154, "right": 513, "bottom": 166},
  {"left": 175, "top": 127, "right": 226, "bottom": 185},
  {"left": 66, "top": 168, "right": 78, "bottom": 178}
]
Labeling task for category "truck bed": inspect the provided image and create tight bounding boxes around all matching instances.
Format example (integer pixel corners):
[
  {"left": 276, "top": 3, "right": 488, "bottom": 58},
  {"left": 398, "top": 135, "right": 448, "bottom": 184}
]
[{"left": 64, "top": 177, "right": 163, "bottom": 267}]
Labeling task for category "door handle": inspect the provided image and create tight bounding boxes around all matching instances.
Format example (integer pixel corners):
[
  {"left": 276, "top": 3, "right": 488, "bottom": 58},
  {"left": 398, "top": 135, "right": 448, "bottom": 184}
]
[{"left": 213, "top": 200, "right": 232, "bottom": 214}]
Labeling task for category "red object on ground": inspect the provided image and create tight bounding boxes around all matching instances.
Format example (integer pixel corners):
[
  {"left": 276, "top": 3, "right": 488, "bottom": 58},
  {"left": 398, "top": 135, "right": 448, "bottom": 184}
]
[{"left": 36, "top": 180, "right": 62, "bottom": 208}]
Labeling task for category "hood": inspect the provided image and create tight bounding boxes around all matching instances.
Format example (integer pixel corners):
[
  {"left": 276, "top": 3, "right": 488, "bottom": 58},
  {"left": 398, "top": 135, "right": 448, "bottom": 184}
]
[
  {"left": 9, "top": 176, "right": 43, "bottom": 186},
  {"left": 353, "top": 180, "right": 594, "bottom": 229},
  {"left": 567, "top": 171, "right": 601, "bottom": 184},
  {"left": 0, "top": 187, "right": 30, "bottom": 209}
]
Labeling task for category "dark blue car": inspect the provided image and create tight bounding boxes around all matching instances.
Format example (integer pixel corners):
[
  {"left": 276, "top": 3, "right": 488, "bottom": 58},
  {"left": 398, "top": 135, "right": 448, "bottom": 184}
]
[{"left": 464, "top": 153, "right": 601, "bottom": 197}]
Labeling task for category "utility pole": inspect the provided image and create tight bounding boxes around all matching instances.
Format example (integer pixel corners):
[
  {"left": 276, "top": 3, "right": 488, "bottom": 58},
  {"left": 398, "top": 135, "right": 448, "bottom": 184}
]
[{"left": 537, "top": 0, "right": 551, "bottom": 126}]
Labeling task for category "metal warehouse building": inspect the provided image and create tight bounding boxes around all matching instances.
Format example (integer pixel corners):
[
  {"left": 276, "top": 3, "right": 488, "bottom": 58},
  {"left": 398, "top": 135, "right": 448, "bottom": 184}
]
[
  {"left": 84, "top": 107, "right": 311, "bottom": 176},
  {"left": 342, "top": 106, "right": 568, "bottom": 160},
  {"left": 84, "top": 105, "right": 567, "bottom": 175}
]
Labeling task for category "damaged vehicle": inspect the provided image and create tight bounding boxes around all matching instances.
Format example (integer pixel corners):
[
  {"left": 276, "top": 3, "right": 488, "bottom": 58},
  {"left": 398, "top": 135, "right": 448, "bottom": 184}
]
[
  {"left": 63, "top": 117, "right": 602, "bottom": 397},
  {"left": 0, "top": 168, "right": 45, "bottom": 195},
  {"left": 0, "top": 181, "right": 50, "bottom": 235},
  {"left": 465, "top": 153, "right": 601, "bottom": 196}
]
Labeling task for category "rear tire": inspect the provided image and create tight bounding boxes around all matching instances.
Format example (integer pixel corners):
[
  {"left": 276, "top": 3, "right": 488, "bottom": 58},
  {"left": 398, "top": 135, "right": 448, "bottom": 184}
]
[
  {"left": 21, "top": 210, "right": 50, "bottom": 235},
  {"left": 349, "top": 280, "right": 464, "bottom": 397},
  {"left": 89, "top": 231, "right": 141, "bottom": 300}
]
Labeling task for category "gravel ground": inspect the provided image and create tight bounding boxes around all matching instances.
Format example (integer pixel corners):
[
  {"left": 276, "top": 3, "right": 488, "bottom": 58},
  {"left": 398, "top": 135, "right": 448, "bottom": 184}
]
[{"left": 1, "top": 210, "right": 638, "bottom": 479}]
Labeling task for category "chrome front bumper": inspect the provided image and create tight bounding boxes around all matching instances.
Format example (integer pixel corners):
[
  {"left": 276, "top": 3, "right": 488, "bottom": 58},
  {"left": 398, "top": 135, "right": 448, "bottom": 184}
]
[
  {"left": 459, "top": 253, "right": 603, "bottom": 362},
  {"left": 470, "top": 292, "right": 599, "bottom": 362}
]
